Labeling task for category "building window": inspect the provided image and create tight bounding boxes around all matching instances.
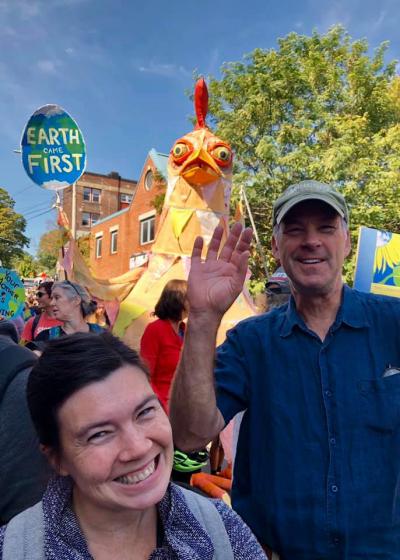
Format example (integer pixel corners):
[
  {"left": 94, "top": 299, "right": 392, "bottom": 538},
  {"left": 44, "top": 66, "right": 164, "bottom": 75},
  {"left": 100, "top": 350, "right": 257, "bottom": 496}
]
[
  {"left": 144, "top": 170, "right": 153, "bottom": 191},
  {"left": 83, "top": 187, "right": 101, "bottom": 203},
  {"left": 120, "top": 193, "right": 133, "bottom": 204},
  {"left": 82, "top": 212, "right": 100, "bottom": 227},
  {"left": 92, "top": 188, "right": 101, "bottom": 203},
  {"left": 110, "top": 230, "right": 118, "bottom": 254},
  {"left": 95, "top": 236, "right": 103, "bottom": 258},
  {"left": 140, "top": 215, "right": 155, "bottom": 244}
]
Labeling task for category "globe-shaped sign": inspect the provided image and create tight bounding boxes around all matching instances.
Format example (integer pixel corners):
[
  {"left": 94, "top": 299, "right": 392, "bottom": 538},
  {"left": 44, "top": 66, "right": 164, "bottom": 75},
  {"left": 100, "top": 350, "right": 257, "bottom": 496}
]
[{"left": 21, "top": 104, "right": 86, "bottom": 190}]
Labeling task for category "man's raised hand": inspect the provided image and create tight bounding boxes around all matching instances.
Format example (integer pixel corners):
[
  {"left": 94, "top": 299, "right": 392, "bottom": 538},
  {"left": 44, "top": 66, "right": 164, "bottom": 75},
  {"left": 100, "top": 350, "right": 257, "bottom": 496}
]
[{"left": 188, "top": 223, "right": 253, "bottom": 319}]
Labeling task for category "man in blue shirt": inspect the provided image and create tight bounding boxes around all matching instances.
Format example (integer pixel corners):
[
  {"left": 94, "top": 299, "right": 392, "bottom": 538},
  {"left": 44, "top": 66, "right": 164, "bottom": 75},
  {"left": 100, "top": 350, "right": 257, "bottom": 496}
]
[{"left": 170, "top": 180, "right": 400, "bottom": 559}]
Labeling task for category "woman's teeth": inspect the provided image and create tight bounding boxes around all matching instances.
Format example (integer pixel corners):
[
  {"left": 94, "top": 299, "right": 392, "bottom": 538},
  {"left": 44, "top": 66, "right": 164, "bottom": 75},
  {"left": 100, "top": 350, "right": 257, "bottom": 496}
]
[{"left": 115, "top": 460, "right": 156, "bottom": 485}]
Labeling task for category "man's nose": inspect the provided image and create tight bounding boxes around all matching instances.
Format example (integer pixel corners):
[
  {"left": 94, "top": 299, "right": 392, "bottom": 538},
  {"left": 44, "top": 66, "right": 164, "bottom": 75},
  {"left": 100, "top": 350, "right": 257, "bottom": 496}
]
[
  {"left": 301, "top": 228, "right": 322, "bottom": 247},
  {"left": 117, "top": 428, "right": 152, "bottom": 463}
]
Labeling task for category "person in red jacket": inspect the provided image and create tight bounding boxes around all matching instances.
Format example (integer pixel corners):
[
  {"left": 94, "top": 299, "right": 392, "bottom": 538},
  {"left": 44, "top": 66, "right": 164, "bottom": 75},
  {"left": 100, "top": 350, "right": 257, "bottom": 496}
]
[{"left": 140, "top": 279, "right": 187, "bottom": 413}]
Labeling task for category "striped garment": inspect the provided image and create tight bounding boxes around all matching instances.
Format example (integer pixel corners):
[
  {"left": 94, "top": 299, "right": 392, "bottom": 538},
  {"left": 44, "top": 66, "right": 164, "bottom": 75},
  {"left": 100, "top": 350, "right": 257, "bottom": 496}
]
[{"left": 0, "top": 475, "right": 266, "bottom": 559}]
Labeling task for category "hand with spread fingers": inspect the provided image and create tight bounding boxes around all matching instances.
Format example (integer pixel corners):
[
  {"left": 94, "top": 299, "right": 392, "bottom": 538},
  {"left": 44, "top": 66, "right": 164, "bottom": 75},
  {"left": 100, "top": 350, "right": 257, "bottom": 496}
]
[{"left": 188, "top": 223, "right": 253, "bottom": 319}]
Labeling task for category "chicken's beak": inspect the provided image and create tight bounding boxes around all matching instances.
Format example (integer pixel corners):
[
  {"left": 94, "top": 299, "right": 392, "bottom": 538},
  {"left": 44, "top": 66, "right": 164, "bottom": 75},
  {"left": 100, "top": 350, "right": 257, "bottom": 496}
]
[{"left": 181, "top": 141, "right": 222, "bottom": 186}]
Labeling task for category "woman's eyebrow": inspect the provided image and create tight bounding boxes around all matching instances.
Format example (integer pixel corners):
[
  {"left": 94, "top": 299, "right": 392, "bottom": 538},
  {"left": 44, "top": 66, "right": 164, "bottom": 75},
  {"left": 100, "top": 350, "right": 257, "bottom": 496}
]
[{"left": 76, "top": 394, "right": 159, "bottom": 438}]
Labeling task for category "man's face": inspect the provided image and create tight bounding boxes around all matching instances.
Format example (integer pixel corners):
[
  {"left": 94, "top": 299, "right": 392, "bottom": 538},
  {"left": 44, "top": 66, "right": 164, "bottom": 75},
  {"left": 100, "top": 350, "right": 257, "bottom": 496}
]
[
  {"left": 272, "top": 200, "right": 351, "bottom": 297},
  {"left": 36, "top": 288, "right": 51, "bottom": 309}
]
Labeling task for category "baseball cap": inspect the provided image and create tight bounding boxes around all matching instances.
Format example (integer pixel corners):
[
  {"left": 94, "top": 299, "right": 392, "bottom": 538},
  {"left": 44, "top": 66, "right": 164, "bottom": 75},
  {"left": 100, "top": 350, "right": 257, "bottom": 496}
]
[{"left": 273, "top": 180, "right": 349, "bottom": 226}]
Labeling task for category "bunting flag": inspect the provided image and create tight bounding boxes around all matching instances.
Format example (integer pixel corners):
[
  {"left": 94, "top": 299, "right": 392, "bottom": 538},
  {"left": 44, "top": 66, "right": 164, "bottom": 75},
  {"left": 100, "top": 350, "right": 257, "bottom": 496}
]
[
  {"left": 112, "top": 298, "right": 147, "bottom": 338},
  {"left": 196, "top": 210, "right": 222, "bottom": 245},
  {"left": 170, "top": 208, "right": 194, "bottom": 238}
]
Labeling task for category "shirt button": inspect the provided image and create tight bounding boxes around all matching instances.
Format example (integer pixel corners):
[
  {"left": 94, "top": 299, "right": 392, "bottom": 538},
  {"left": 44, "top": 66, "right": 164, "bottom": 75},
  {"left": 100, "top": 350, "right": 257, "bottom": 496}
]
[
  {"left": 333, "top": 536, "right": 340, "bottom": 546},
  {"left": 330, "top": 437, "right": 336, "bottom": 445},
  {"left": 325, "top": 390, "right": 332, "bottom": 397},
  {"left": 331, "top": 484, "right": 338, "bottom": 493}
]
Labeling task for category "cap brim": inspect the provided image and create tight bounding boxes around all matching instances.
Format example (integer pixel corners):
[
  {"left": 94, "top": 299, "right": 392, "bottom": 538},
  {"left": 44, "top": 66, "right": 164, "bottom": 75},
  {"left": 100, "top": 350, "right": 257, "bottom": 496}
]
[{"left": 275, "top": 193, "right": 345, "bottom": 225}]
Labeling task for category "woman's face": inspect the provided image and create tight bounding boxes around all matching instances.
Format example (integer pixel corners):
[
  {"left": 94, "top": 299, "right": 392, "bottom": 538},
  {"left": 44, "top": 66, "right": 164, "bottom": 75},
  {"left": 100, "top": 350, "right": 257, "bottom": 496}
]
[
  {"left": 51, "top": 287, "right": 78, "bottom": 321},
  {"left": 54, "top": 364, "right": 173, "bottom": 513}
]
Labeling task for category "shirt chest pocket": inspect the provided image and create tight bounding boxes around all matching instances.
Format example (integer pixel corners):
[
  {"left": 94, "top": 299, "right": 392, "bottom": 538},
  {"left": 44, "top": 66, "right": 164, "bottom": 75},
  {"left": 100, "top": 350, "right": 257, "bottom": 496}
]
[{"left": 358, "top": 375, "right": 400, "bottom": 433}]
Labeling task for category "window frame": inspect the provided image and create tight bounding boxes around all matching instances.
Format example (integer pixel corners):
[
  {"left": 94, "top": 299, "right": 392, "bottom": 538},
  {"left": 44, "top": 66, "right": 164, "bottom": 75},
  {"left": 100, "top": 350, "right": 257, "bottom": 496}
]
[
  {"left": 110, "top": 230, "right": 118, "bottom": 254},
  {"left": 92, "top": 188, "right": 101, "bottom": 203},
  {"left": 81, "top": 212, "right": 91, "bottom": 226},
  {"left": 95, "top": 236, "right": 103, "bottom": 258},
  {"left": 120, "top": 193, "right": 132, "bottom": 204},
  {"left": 140, "top": 215, "right": 155, "bottom": 245}
]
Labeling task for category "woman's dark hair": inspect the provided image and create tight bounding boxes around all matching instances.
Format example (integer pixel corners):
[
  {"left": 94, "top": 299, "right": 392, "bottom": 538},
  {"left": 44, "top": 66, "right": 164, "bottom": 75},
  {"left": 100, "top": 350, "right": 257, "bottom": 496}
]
[
  {"left": 154, "top": 279, "right": 188, "bottom": 322},
  {"left": 27, "top": 332, "right": 149, "bottom": 451}
]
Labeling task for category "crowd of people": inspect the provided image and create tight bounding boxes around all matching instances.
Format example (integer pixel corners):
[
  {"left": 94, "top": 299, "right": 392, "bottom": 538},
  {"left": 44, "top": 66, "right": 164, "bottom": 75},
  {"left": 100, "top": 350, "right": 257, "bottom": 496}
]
[{"left": 0, "top": 179, "right": 398, "bottom": 559}]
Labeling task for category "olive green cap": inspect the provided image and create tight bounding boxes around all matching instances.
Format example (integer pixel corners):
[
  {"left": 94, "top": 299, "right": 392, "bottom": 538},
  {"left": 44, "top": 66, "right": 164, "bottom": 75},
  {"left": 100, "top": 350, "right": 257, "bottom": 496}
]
[{"left": 273, "top": 180, "right": 349, "bottom": 225}]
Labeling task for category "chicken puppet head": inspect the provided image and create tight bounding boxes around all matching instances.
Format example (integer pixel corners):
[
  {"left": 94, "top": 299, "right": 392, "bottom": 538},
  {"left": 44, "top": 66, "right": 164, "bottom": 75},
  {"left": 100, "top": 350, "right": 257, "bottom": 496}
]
[{"left": 151, "top": 78, "right": 233, "bottom": 256}]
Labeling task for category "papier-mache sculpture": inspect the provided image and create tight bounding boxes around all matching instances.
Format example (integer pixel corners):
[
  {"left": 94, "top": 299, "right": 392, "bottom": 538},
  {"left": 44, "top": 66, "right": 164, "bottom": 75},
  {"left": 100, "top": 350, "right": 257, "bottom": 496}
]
[{"left": 65, "top": 78, "right": 255, "bottom": 348}]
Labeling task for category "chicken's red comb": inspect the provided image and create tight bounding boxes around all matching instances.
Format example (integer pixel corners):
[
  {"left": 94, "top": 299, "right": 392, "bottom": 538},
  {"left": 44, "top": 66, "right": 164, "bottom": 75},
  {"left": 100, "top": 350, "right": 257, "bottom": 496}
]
[{"left": 194, "top": 77, "right": 208, "bottom": 129}]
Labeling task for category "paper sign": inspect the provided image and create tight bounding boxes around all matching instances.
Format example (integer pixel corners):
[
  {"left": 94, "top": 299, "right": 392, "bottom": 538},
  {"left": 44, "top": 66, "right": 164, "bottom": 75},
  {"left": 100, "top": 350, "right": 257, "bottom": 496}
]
[
  {"left": 21, "top": 104, "right": 86, "bottom": 190},
  {"left": 354, "top": 226, "right": 400, "bottom": 297},
  {"left": 0, "top": 268, "right": 25, "bottom": 318}
]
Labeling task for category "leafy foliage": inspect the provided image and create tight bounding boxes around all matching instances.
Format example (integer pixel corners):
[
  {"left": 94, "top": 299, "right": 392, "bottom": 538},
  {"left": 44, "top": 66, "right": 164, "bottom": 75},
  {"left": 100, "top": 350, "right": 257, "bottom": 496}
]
[
  {"left": 0, "top": 188, "right": 29, "bottom": 268},
  {"left": 205, "top": 26, "right": 400, "bottom": 284},
  {"left": 37, "top": 228, "right": 65, "bottom": 273},
  {"left": 11, "top": 252, "right": 38, "bottom": 278}
]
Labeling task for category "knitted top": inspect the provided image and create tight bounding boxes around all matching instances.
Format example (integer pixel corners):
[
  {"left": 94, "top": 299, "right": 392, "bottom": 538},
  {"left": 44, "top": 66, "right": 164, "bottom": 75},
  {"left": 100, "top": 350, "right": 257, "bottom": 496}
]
[{"left": 0, "top": 475, "right": 266, "bottom": 559}]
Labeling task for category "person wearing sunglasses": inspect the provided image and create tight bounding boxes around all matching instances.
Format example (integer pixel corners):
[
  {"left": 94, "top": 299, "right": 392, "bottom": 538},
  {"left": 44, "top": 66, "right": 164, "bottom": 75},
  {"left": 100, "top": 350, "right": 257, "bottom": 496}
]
[
  {"left": 33, "top": 281, "right": 104, "bottom": 343},
  {"left": 22, "top": 282, "right": 63, "bottom": 345}
]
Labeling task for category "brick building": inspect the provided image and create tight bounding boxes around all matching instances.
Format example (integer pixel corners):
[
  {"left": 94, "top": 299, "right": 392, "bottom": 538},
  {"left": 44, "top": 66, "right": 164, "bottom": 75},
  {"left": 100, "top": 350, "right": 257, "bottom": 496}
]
[
  {"left": 62, "top": 171, "right": 137, "bottom": 237},
  {"left": 89, "top": 149, "right": 168, "bottom": 279}
]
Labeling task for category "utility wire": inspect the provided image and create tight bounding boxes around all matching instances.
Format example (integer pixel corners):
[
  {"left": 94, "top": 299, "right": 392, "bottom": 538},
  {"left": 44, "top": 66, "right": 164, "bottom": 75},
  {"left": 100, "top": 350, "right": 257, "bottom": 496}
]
[
  {"left": 19, "top": 200, "right": 52, "bottom": 213},
  {"left": 23, "top": 204, "right": 52, "bottom": 217},
  {"left": 24, "top": 208, "right": 55, "bottom": 221}
]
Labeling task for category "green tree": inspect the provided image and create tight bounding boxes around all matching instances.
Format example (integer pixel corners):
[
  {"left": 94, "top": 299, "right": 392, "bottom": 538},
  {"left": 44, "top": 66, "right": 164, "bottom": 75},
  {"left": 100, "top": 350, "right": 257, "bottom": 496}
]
[
  {"left": 37, "top": 228, "right": 64, "bottom": 273},
  {"left": 205, "top": 25, "right": 400, "bottom": 284},
  {"left": 0, "top": 188, "right": 29, "bottom": 268},
  {"left": 11, "top": 252, "right": 38, "bottom": 277}
]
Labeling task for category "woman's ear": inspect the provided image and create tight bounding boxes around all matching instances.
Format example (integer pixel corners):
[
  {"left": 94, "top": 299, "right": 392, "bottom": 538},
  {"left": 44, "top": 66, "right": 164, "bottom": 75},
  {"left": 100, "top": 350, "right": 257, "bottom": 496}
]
[{"left": 40, "top": 444, "right": 69, "bottom": 476}]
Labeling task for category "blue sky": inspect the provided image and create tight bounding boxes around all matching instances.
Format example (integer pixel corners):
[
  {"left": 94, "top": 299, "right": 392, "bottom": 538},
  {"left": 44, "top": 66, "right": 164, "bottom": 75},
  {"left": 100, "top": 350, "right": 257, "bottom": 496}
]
[{"left": 1, "top": 0, "right": 399, "bottom": 254}]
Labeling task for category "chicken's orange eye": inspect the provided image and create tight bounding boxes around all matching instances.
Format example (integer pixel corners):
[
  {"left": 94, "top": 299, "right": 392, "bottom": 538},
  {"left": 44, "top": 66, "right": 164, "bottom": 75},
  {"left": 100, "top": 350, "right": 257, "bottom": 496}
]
[
  {"left": 211, "top": 145, "right": 232, "bottom": 166},
  {"left": 172, "top": 142, "right": 190, "bottom": 161}
]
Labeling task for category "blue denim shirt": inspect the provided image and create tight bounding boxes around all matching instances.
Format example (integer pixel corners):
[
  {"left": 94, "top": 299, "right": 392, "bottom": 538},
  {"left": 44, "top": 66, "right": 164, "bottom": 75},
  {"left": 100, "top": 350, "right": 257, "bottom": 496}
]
[{"left": 216, "top": 286, "right": 400, "bottom": 559}]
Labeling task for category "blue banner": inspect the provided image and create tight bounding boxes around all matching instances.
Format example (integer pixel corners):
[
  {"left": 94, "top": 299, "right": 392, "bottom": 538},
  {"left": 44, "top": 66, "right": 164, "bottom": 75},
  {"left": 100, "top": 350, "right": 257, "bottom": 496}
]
[
  {"left": 354, "top": 226, "right": 400, "bottom": 298},
  {"left": 0, "top": 268, "right": 25, "bottom": 319}
]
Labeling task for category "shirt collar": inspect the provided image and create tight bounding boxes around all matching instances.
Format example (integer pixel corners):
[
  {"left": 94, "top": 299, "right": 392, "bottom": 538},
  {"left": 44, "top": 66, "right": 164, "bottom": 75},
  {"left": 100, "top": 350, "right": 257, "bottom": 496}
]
[{"left": 280, "top": 285, "right": 370, "bottom": 337}]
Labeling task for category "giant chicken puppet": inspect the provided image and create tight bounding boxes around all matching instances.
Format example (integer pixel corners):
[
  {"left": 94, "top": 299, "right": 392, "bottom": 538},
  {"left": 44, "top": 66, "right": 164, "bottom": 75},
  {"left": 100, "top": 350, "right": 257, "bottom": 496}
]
[{"left": 68, "top": 78, "right": 256, "bottom": 348}]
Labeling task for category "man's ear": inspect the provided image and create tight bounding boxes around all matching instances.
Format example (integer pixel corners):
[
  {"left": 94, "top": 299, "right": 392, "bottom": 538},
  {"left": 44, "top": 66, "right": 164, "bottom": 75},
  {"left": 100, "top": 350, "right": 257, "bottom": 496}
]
[
  {"left": 344, "top": 228, "right": 351, "bottom": 258},
  {"left": 40, "top": 444, "right": 69, "bottom": 476},
  {"left": 272, "top": 235, "right": 280, "bottom": 260}
]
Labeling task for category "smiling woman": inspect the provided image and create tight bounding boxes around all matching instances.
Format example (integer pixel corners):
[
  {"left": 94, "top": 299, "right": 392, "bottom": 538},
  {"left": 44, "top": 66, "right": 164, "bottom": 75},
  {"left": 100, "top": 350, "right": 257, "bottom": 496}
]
[{"left": 0, "top": 332, "right": 267, "bottom": 560}]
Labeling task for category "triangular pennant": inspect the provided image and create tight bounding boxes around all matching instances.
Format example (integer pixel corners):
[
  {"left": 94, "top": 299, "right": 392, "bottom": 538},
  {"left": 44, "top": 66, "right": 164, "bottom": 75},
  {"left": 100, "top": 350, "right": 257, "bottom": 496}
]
[
  {"left": 196, "top": 210, "right": 221, "bottom": 245},
  {"left": 170, "top": 208, "right": 194, "bottom": 238}
]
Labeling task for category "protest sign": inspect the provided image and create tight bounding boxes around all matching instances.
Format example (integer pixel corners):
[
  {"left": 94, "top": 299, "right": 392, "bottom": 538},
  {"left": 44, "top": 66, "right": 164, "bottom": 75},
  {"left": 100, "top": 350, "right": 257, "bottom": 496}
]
[
  {"left": 21, "top": 104, "right": 86, "bottom": 190},
  {"left": 354, "top": 226, "right": 400, "bottom": 297},
  {"left": 0, "top": 268, "right": 25, "bottom": 319}
]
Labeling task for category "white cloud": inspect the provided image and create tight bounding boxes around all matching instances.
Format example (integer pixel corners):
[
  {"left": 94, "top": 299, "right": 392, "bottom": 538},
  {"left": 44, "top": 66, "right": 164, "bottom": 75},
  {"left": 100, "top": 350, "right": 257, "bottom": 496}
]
[
  {"left": 36, "top": 59, "right": 60, "bottom": 74},
  {"left": 137, "top": 61, "right": 191, "bottom": 78}
]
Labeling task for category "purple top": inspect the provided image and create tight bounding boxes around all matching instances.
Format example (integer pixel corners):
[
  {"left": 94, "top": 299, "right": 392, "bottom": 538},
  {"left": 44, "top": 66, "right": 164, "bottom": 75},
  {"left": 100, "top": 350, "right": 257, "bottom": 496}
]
[{"left": 0, "top": 475, "right": 266, "bottom": 559}]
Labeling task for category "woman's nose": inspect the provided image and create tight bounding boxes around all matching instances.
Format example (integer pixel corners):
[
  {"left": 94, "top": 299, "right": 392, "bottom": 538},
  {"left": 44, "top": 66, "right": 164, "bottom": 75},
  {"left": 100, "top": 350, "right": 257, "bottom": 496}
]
[{"left": 117, "top": 428, "right": 152, "bottom": 462}]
